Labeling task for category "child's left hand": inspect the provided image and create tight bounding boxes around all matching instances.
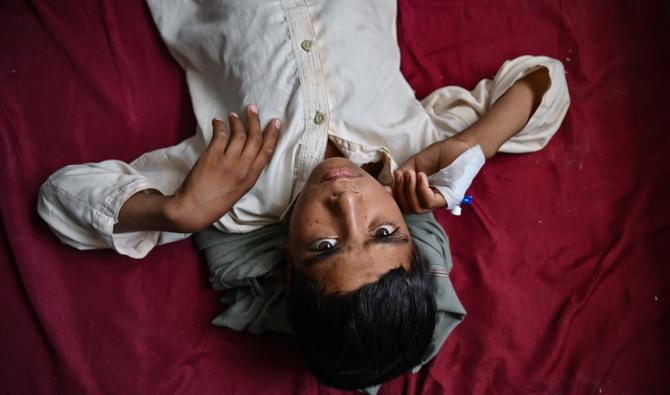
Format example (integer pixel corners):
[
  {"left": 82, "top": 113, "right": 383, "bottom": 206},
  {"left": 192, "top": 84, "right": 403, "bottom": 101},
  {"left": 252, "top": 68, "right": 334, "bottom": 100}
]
[
  {"left": 386, "top": 168, "right": 446, "bottom": 214},
  {"left": 387, "top": 138, "right": 472, "bottom": 214}
]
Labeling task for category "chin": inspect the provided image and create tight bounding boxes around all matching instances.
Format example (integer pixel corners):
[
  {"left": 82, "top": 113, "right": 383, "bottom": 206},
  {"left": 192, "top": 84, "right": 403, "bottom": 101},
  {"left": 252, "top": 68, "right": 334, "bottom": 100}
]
[{"left": 316, "top": 157, "right": 356, "bottom": 168}]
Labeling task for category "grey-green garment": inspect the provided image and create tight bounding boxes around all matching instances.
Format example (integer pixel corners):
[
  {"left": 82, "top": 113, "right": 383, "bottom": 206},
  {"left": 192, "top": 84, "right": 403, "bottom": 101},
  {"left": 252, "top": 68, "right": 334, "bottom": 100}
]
[{"left": 194, "top": 213, "right": 466, "bottom": 394}]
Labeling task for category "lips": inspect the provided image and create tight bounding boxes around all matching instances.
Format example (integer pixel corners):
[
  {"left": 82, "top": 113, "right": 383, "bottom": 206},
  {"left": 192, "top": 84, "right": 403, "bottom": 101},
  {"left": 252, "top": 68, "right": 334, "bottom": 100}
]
[{"left": 321, "top": 167, "right": 358, "bottom": 183}]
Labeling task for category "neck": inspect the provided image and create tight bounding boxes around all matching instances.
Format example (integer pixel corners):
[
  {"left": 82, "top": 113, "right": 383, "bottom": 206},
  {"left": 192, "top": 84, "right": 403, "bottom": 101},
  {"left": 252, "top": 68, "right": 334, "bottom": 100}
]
[{"left": 324, "top": 140, "right": 383, "bottom": 178}]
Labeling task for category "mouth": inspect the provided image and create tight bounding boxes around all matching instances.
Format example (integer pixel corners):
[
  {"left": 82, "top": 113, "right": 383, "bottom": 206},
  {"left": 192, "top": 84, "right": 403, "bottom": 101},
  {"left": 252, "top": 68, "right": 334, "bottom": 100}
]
[{"left": 320, "top": 167, "right": 361, "bottom": 183}]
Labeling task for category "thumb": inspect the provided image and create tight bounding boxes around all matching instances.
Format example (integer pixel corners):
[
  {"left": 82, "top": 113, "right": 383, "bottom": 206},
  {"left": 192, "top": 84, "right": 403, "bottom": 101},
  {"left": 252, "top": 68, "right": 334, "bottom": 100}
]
[{"left": 418, "top": 172, "right": 446, "bottom": 208}]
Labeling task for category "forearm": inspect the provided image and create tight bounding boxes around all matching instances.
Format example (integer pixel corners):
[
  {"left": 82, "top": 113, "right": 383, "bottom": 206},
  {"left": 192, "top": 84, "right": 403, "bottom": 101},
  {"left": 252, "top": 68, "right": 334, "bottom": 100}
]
[
  {"left": 447, "top": 68, "right": 550, "bottom": 160},
  {"left": 394, "top": 65, "right": 558, "bottom": 214},
  {"left": 113, "top": 189, "right": 184, "bottom": 233},
  {"left": 115, "top": 109, "right": 281, "bottom": 235}
]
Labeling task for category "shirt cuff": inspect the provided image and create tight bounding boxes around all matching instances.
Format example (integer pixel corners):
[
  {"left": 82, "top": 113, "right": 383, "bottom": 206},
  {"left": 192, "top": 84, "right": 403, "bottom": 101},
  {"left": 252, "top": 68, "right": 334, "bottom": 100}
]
[
  {"left": 427, "top": 145, "right": 485, "bottom": 209},
  {"left": 92, "top": 179, "right": 163, "bottom": 259}
]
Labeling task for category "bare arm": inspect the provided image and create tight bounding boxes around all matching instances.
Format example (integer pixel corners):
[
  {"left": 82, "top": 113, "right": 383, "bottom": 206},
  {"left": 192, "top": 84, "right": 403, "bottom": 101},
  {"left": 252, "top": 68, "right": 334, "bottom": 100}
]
[
  {"left": 446, "top": 67, "right": 550, "bottom": 159},
  {"left": 114, "top": 106, "right": 281, "bottom": 233},
  {"left": 392, "top": 68, "right": 550, "bottom": 213}
]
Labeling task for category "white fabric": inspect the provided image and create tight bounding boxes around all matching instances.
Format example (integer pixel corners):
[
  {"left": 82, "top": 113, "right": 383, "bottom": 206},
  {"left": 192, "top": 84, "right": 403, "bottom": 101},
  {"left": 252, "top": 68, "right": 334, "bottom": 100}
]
[
  {"left": 428, "top": 145, "right": 486, "bottom": 210},
  {"left": 37, "top": 0, "right": 570, "bottom": 258}
]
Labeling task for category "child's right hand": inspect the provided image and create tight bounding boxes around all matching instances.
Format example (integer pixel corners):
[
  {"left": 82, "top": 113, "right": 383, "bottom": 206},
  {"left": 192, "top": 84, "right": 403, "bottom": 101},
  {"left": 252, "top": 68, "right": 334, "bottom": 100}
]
[
  {"left": 166, "top": 106, "right": 281, "bottom": 232},
  {"left": 114, "top": 106, "right": 281, "bottom": 234}
]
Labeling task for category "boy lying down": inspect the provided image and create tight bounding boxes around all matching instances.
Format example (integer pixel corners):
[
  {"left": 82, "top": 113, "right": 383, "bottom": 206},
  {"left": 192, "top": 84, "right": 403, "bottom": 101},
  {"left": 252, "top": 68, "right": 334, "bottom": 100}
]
[{"left": 37, "top": 0, "right": 569, "bottom": 392}]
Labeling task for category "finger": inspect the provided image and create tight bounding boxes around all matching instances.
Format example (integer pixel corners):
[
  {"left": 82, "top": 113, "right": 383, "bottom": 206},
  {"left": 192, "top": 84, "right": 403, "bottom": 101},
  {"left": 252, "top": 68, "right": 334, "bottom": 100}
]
[
  {"left": 417, "top": 172, "right": 445, "bottom": 208},
  {"left": 251, "top": 118, "right": 282, "bottom": 174},
  {"left": 383, "top": 185, "right": 392, "bottom": 195},
  {"left": 404, "top": 170, "right": 421, "bottom": 212},
  {"left": 225, "top": 112, "right": 246, "bottom": 155},
  {"left": 394, "top": 171, "right": 408, "bottom": 212},
  {"left": 209, "top": 118, "right": 229, "bottom": 155},
  {"left": 242, "top": 104, "right": 262, "bottom": 157}
]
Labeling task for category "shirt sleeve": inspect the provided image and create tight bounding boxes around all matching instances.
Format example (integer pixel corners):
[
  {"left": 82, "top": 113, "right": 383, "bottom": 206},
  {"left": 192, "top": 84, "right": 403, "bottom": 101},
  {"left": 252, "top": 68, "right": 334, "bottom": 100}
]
[
  {"left": 37, "top": 134, "right": 205, "bottom": 259},
  {"left": 421, "top": 55, "right": 570, "bottom": 153}
]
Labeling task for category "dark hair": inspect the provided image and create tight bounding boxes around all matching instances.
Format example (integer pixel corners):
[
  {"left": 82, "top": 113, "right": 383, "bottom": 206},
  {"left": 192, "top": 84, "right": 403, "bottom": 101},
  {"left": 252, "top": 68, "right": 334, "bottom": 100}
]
[{"left": 286, "top": 248, "right": 437, "bottom": 390}]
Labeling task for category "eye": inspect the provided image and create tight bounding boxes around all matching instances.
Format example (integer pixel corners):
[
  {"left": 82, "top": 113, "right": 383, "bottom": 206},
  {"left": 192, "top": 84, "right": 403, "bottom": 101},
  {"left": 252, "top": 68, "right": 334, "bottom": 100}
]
[
  {"left": 373, "top": 224, "right": 398, "bottom": 238},
  {"left": 310, "top": 238, "right": 338, "bottom": 251}
]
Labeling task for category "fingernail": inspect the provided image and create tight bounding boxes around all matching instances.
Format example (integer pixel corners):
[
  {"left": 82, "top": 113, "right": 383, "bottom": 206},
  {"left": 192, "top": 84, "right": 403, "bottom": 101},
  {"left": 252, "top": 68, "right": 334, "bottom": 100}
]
[
  {"left": 248, "top": 104, "right": 258, "bottom": 114},
  {"left": 229, "top": 112, "right": 238, "bottom": 119},
  {"left": 213, "top": 117, "right": 224, "bottom": 123},
  {"left": 272, "top": 118, "right": 282, "bottom": 128}
]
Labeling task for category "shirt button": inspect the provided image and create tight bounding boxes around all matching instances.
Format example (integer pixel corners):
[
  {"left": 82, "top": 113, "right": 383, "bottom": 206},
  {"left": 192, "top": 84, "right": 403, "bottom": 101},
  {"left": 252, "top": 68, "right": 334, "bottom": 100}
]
[
  {"left": 313, "top": 111, "right": 326, "bottom": 125},
  {"left": 301, "top": 40, "right": 314, "bottom": 52}
]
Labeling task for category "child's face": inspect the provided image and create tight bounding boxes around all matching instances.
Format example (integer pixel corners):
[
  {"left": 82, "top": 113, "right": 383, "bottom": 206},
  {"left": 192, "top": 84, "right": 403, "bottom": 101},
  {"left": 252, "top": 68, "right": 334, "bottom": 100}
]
[{"left": 286, "top": 157, "right": 413, "bottom": 294}]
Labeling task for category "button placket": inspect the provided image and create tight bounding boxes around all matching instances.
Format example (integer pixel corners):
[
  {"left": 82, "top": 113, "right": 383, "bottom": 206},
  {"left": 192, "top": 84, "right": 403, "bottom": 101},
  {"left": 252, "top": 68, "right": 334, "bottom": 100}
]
[
  {"left": 282, "top": 0, "right": 331, "bottom": 191},
  {"left": 313, "top": 111, "right": 326, "bottom": 124}
]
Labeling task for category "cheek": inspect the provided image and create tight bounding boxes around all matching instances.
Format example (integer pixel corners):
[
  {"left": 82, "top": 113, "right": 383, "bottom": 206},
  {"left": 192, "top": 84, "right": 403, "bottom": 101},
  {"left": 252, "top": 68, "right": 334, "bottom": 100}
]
[
  {"left": 362, "top": 184, "right": 401, "bottom": 211},
  {"left": 288, "top": 200, "right": 333, "bottom": 248}
]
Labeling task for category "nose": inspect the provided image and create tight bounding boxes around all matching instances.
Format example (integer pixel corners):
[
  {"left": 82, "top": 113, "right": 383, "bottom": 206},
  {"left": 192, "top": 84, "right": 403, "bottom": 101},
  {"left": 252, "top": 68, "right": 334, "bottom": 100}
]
[{"left": 330, "top": 190, "right": 362, "bottom": 231}]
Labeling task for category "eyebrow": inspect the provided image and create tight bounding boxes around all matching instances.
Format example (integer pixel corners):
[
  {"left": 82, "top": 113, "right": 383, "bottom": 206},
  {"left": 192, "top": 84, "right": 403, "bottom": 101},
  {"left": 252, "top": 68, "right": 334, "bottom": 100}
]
[{"left": 301, "top": 234, "right": 410, "bottom": 267}]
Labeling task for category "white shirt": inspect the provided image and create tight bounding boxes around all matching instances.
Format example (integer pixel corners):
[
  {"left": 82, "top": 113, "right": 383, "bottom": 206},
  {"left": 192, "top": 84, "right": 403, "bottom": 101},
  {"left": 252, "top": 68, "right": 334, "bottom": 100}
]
[{"left": 37, "top": 0, "right": 570, "bottom": 258}]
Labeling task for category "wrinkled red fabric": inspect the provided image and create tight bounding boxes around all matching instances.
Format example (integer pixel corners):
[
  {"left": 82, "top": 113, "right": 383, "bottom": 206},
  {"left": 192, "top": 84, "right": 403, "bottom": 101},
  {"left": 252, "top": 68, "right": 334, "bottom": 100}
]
[{"left": 1, "top": 1, "right": 669, "bottom": 394}]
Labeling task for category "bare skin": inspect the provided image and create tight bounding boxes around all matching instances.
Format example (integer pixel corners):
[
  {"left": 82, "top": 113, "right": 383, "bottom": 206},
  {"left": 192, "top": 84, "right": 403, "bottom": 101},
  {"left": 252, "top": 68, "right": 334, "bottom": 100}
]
[
  {"left": 286, "top": 157, "right": 413, "bottom": 294},
  {"left": 285, "top": 69, "right": 549, "bottom": 291},
  {"left": 113, "top": 68, "right": 549, "bottom": 293},
  {"left": 114, "top": 105, "right": 281, "bottom": 233},
  {"left": 389, "top": 68, "right": 550, "bottom": 213}
]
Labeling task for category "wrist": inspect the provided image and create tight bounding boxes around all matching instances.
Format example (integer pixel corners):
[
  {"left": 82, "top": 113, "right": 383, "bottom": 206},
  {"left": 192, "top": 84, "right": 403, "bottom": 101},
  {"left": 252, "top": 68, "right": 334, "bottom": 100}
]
[
  {"left": 161, "top": 193, "right": 201, "bottom": 233},
  {"left": 437, "top": 137, "right": 476, "bottom": 169},
  {"left": 115, "top": 189, "right": 185, "bottom": 233}
]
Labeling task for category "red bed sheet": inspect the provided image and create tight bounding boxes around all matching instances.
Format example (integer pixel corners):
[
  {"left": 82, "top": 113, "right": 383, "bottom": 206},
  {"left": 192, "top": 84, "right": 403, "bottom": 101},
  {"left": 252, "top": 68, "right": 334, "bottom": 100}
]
[{"left": 1, "top": 0, "right": 669, "bottom": 394}]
